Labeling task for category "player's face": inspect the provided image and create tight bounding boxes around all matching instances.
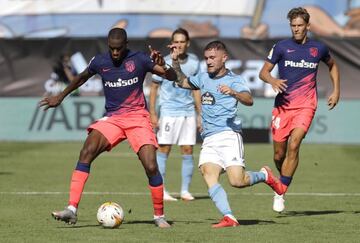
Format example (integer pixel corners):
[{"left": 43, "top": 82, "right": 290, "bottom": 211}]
[
  {"left": 290, "top": 17, "right": 310, "bottom": 43},
  {"left": 108, "top": 38, "right": 128, "bottom": 62},
  {"left": 204, "top": 48, "right": 227, "bottom": 77},
  {"left": 171, "top": 33, "right": 189, "bottom": 55}
]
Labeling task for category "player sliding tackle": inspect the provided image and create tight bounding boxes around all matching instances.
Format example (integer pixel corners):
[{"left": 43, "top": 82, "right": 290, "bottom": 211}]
[{"left": 168, "top": 40, "right": 283, "bottom": 228}]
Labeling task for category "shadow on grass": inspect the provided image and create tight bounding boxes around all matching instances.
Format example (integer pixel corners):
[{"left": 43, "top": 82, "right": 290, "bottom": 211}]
[
  {"left": 57, "top": 220, "right": 174, "bottom": 228},
  {"left": 127, "top": 218, "right": 276, "bottom": 226},
  {"left": 126, "top": 220, "right": 174, "bottom": 226},
  {"left": 237, "top": 219, "right": 276, "bottom": 226},
  {"left": 277, "top": 210, "right": 344, "bottom": 218},
  {"left": 160, "top": 195, "right": 209, "bottom": 202},
  {"left": 203, "top": 218, "right": 276, "bottom": 226},
  {"left": 58, "top": 224, "right": 100, "bottom": 229},
  {"left": 0, "top": 172, "right": 13, "bottom": 175},
  {"left": 58, "top": 222, "right": 155, "bottom": 229},
  {"left": 192, "top": 196, "right": 210, "bottom": 200}
]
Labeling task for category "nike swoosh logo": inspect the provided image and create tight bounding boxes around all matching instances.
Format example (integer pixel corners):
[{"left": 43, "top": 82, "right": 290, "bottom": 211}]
[
  {"left": 102, "top": 68, "right": 111, "bottom": 72},
  {"left": 287, "top": 49, "right": 295, "bottom": 53}
]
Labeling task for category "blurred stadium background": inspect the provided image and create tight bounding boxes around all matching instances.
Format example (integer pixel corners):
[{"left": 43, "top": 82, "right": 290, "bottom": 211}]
[{"left": 1, "top": 0, "right": 359, "bottom": 143}]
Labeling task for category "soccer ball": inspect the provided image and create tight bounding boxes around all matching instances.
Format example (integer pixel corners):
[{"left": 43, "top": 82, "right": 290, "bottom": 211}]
[{"left": 97, "top": 202, "right": 124, "bottom": 228}]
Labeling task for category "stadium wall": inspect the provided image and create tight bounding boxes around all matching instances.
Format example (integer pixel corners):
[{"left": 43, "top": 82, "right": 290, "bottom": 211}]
[
  {"left": 1, "top": 38, "right": 359, "bottom": 98},
  {"left": 0, "top": 97, "right": 358, "bottom": 144}
]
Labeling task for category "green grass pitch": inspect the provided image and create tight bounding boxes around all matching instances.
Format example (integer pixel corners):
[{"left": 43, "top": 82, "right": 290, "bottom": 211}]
[{"left": 0, "top": 142, "right": 359, "bottom": 242}]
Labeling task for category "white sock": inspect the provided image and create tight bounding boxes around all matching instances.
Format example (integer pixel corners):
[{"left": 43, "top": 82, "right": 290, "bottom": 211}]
[
  {"left": 154, "top": 214, "right": 165, "bottom": 219},
  {"left": 67, "top": 205, "right": 77, "bottom": 214}
]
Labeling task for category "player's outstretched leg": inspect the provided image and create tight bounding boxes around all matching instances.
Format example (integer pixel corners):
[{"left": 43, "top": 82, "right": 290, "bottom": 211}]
[
  {"left": 260, "top": 166, "right": 287, "bottom": 195},
  {"left": 52, "top": 207, "right": 77, "bottom": 225},
  {"left": 208, "top": 183, "right": 239, "bottom": 228}
]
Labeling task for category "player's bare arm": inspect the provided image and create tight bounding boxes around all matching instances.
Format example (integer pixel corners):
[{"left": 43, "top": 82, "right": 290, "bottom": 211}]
[
  {"left": 171, "top": 59, "right": 193, "bottom": 89},
  {"left": 325, "top": 57, "right": 340, "bottom": 110},
  {"left": 259, "top": 61, "right": 288, "bottom": 93},
  {"left": 218, "top": 84, "right": 253, "bottom": 106},
  {"left": 39, "top": 69, "right": 92, "bottom": 110},
  {"left": 164, "top": 43, "right": 192, "bottom": 89},
  {"left": 149, "top": 45, "right": 177, "bottom": 81},
  {"left": 149, "top": 81, "right": 160, "bottom": 129}
]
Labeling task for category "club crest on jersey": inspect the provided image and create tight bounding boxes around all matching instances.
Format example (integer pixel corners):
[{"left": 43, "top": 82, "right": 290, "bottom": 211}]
[
  {"left": 309, "top": 47, "right": 318, "bottom": 57},
  {"left": 202, "top": 92, "right": 215, "bottom": 105},
  {"left": 125, "top": 60, "right": 135, "bottom": 72}
]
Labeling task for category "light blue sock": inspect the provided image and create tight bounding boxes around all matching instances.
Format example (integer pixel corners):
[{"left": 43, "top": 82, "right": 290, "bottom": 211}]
[
  {"left": 156, "top": 152, "right": 168, "bottom": 184},
  {"left": 208, "top": 183, "right": 232, "bottom": 216},
  {"left": 247, "top": 171, "right": 266, "bottom": 186},
  {"left": 181, "top": 154, "right": 194, "bottom": 193}
]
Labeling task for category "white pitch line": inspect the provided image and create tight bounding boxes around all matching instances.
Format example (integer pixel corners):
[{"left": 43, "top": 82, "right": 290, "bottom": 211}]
[{"left": 0, "top": 192, "right": 359, "bottom": 196}]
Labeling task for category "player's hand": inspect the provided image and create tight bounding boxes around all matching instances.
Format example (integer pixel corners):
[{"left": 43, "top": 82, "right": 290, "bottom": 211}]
[
  {"left": 327, "top": 91, "right": 340, "bottom": 110},
  {"left": 217, "top": 84, "right": 234, "bottom": 95},
  {"left": 167, "top": 44, "right": 179, "bottom": 61},
  {"left": 39, "top": 95, "right": 63, "bottom": 111},
  {"left": 271, "top": 79, "right": 287, "bottom": 93},
  {"left": 148, "top": 45, "right": 165, "bottom": 66}
]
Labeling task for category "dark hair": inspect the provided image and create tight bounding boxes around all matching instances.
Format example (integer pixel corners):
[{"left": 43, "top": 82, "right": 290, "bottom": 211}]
[
  {"left": 171, "top": 28, "right": 190, "bottom": 41},
  {"left": 287, "top": 7, "right": 310, "bottom": 23},
  {"left": 204, "top": 40, "right": 228, "bottom": 53},
  {"left": 108, "top": 28, "right": 127, "bottom": 41}
]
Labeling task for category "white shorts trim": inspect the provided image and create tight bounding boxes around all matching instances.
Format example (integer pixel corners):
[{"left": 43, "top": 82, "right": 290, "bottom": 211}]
[
  {"left": 156, "top": 116, "right": 196, "bottom": 145},
  {"left": 198, "top": 130, "right": 245, "bottom": 170}
]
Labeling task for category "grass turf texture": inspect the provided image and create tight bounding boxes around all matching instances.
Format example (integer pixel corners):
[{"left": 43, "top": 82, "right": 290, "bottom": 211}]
[{"left": 0, "top": 142, "right": 359, "bottom": 242}]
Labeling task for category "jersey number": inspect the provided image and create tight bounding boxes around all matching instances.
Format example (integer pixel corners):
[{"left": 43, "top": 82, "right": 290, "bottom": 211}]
[
  {"left": 272, "top": 116, "right": 281, "bottom": 130},
  {"left": 165, "top": 122, "right": 171, "bottom": 132}
]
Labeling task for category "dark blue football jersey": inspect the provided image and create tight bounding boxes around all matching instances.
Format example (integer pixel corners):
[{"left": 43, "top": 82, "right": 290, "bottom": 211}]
[
  {"left": 267, "top": 38, "right": 331, "bottom": 109},
  {"left": 88, "top": 50, "right": 155, "bottom": 116}
]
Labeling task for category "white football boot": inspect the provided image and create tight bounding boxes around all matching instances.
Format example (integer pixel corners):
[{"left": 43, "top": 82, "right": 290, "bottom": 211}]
[
  {"left": 273, "top": 192, "right": 285, "bottom": 213},
  {"left": 180, "top": 191, "right": 195, "bottom": 201},
  {"left": 163, "top": 191, "right": 178, "bottom": 201}
]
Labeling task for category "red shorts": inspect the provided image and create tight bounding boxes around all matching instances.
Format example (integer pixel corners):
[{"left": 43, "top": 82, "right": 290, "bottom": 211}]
[
  {"left": 271, "top": 107, "right": 315, "bottom": 142},
  {"left": 88, "top": 109, "right": 158, "bottom": 153}
]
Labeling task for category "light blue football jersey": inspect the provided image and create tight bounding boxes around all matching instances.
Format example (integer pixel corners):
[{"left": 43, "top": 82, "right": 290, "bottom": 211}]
[
  {"left": 188, "top": 70, "right": 251, "bottom": 138},
  {"left": 152, "top": 53, "right": 200, "bottom": 117}
]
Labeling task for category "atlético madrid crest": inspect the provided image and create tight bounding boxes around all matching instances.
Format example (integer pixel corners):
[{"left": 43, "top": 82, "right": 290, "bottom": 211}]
[
  {"left": 125, "top": 60, "right": 135, "bottom": 72},
  {"left": 309, "top": 47, "right": 318, "bottom": 57}
]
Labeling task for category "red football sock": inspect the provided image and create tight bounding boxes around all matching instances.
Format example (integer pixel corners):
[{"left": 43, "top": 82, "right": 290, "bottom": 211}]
[
  {"left": 280, "top": 183, "right": 288, "bottom": 195},
  {"left": 68, "top": 170, "right": 89, "bottom": 208},
  {"left": 148, "top": 184, "right": 164, "bottom": 216}
]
